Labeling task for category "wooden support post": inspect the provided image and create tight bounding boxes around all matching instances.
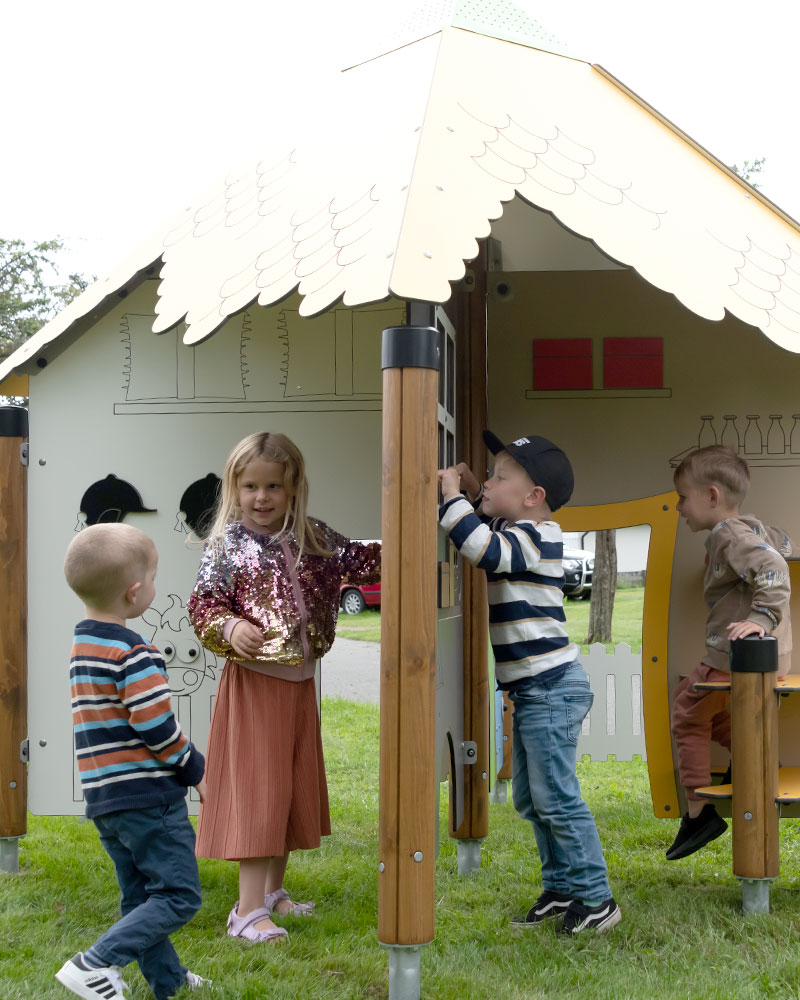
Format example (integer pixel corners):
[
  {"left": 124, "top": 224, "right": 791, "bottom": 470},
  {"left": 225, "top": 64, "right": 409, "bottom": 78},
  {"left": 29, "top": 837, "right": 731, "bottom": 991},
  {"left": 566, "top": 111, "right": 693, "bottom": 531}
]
[
  {"left": 497, "top": 692, "right": 513, "bottom": 781},
  {"left": 378, "top": 326, "right": 439, "bottom": 965},
  {"left": 455, "top": 252, "right": 490, "bottom": 842},
  {"left": 0, "top": 406, "right": 28, "bottom": 873},
  {"left": 730, "top": 636, "right": 779, "bottom": 912}
]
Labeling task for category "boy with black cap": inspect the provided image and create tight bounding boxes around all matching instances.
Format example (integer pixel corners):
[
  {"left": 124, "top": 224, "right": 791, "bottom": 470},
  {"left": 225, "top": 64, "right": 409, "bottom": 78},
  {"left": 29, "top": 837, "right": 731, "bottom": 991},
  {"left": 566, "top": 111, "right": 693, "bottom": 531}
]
[{"left": 438, "top": 432, "right": 620, "bottom": 934}]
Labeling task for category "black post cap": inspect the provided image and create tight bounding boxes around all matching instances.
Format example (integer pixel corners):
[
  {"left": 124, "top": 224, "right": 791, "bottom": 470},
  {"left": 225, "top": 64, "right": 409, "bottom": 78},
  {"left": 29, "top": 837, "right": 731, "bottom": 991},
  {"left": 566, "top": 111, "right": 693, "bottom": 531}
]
[
  {"left": 381, "top": 326, "right": 440, "bottom": 371},
  {"left": 0, "top": 406, "right": 28, "bottom": 438},
  {"left": 729, "top": 635, "right": 778, "bottom": 673}
]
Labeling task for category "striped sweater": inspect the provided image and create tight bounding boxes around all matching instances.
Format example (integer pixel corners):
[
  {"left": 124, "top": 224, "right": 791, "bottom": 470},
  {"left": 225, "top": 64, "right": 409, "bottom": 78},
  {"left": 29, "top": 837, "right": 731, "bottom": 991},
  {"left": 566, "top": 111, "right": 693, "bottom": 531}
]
[
  {"left": 439, "top": 496, "right": 577, "bottom": 685},
  {"left": 70, "top": 620, "right": 205, "bottom": 818}
]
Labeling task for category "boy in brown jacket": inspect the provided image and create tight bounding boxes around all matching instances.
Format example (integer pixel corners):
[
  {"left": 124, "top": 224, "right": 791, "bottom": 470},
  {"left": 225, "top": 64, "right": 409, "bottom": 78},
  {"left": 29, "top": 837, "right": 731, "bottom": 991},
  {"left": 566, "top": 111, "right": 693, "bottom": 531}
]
[{"left": 668, "top": 445, "right": 792, "bottom": 860}]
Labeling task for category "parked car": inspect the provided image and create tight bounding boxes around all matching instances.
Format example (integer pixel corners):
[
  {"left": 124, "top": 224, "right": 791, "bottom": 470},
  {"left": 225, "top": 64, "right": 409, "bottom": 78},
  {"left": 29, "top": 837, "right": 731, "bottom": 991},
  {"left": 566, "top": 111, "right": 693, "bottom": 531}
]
[
  {"left": 339, "top": 581, "right": 381, "bottom": 615},
  {"left": 340, "top": 544, "right": 593, "bottom": 610},
  {"left": 562, "top": 546, "right": 594, "bottom": 599},
  {"left": 340, "top": 539, "right": 382, "bottom": 614}
]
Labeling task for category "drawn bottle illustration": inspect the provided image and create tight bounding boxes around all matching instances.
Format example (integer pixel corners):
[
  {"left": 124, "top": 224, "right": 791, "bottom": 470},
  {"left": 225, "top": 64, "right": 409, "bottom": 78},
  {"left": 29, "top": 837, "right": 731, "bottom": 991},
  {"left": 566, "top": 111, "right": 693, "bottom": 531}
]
[
  {"left": 719, "top": 415, "right": 740, "bottom": 452},
  {"left": 767, "top": 414, "right": 785, "bottom": 455},
  {"left": 743, "top": 415, "right": 763, "bottom": 455},
  {"left": 791, "top": 415, "right": 800, "bottom": 454},
  {"left": 698, "top": 415, "right": 717, "bottom": 448}
]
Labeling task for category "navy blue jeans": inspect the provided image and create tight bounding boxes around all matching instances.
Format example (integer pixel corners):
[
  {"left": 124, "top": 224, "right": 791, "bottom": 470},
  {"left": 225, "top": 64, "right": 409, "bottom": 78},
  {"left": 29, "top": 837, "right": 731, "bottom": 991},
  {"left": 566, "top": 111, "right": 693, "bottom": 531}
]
[
  {"left": 89, "top": 799, "right": 201, "bottom": 1000},
  {"left": 509, "top": 662, "right": 611, "bottom": 903}
]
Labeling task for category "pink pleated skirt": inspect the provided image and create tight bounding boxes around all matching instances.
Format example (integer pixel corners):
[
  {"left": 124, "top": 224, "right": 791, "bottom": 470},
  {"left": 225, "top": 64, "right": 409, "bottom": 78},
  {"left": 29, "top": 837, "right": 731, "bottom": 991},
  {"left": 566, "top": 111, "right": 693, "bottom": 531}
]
[{"left": 195, "top": 661, "right": 330, "bottom": 860}]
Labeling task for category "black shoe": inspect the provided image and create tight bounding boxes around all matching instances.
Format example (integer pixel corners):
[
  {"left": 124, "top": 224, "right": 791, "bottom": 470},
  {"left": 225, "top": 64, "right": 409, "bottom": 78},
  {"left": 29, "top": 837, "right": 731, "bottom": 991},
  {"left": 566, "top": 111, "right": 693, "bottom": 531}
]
[
  {"left": 510, "top": 889, "right": 573, "bottom": 927},
  {"left": 665, "top": 804, "right": 728, "bottom": 860},
  {"left": 560, "top": 898, "right": 621, "bottom": 935}
]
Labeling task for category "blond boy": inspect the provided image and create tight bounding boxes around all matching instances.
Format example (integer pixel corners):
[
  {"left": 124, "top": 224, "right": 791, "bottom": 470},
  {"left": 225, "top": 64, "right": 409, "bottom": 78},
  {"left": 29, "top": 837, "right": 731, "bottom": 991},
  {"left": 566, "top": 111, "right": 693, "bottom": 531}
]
[
  {"left": 668, "top": 446, "right": 792, "bottom": 860},
  {"left": 56, "top": 524, "right": 209, "bottom": 1000}
]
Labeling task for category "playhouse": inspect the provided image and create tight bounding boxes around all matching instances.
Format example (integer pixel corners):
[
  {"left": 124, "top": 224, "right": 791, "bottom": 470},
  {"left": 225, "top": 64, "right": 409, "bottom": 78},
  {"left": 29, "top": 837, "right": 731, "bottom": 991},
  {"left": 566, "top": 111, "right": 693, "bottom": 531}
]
[{"left": 2, "top": 2, "right": 800, "bottom": 995}]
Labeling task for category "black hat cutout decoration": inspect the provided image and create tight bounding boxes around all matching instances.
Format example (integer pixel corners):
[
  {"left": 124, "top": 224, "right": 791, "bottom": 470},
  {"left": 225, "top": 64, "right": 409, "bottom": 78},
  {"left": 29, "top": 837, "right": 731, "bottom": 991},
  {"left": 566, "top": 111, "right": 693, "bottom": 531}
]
[
  {"left": 179, "top": 474, "right": 222, "bottom": 539},
  {"left": 79, "top": 475, "right": 157, "bottom": 525}
]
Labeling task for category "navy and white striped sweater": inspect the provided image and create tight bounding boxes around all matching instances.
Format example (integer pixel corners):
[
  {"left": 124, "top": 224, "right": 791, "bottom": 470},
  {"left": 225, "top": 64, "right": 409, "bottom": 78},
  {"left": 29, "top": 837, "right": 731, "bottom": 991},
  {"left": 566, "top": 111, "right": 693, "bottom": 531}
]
[
  {"left": 438, "top": 496, "right": 577, "bottom": 685},
  {"left": 70, "top": 620, "right": 205, "bottom": 818}
]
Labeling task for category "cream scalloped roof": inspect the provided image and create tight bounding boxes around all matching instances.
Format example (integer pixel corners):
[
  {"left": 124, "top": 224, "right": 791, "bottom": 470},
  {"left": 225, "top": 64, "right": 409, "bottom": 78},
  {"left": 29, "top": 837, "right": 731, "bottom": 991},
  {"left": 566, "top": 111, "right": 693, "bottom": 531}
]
[{"left": 2, "top": 16, "right": 799, "bottom": 383}]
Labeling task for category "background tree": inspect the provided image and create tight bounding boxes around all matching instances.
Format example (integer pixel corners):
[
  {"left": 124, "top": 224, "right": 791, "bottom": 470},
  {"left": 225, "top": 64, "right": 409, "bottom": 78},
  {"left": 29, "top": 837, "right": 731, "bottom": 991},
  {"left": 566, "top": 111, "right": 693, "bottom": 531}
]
[
  {"left": 585, "top": 528, "right": 617, "bottom": 645},
  {"left": 731, "top": 157, "right": 766, "bottom": 190},
  {"left": 0, "top": 237, "right": 89, "bottom": 363}
]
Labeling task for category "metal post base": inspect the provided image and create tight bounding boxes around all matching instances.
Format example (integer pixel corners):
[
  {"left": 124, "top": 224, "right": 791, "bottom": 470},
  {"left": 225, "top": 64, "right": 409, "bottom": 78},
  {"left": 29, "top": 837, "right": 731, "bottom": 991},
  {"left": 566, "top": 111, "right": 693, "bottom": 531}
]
[
  {"left": 490, "top": 779, "right": 508, "bottom": 804},
  {"left": 381, "top": 943, "right": 422, "bottom": 1000},
  {"left": 456, "top": 838, "right": 482, "bottom": 874},
  {"left": 739, "top": 877, "right": 774, "bottom": 914},
  {"left": 0, "top": 837, "right": 20, "bottom": 874}
]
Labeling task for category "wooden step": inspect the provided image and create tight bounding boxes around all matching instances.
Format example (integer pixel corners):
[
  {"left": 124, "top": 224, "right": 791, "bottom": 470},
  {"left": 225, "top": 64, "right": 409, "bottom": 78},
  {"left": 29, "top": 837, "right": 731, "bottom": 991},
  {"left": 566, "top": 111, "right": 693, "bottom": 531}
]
[
  {"left": 693, "top": 674, "right": 800, "bottom": 693},
  {"left": 695, "top": 766, "right": 800, "bottom": 803}
]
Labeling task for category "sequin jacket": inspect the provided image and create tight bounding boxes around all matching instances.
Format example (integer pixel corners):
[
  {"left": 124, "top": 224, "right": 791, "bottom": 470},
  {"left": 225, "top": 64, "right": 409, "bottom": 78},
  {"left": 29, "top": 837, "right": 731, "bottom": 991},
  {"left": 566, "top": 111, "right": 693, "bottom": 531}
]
[{"left": 188, "top": 521, "right": 381, "bottom": 667}]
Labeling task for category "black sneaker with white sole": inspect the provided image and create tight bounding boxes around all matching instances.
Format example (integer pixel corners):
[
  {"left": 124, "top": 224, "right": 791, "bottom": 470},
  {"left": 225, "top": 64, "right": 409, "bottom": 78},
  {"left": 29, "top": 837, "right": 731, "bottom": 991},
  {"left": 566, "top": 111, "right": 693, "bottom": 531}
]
[
  {"left": 665, "top": 804, "right": 728, "bottom": 861},
  {"left": 561, "top": 898, "right": 621, "bottom": 935},
  {"left": 55, "top": 953, "right": 127, "bottom": 999},
  {"left": 510, "top": 889, "right": 574, "bottom": 927}
]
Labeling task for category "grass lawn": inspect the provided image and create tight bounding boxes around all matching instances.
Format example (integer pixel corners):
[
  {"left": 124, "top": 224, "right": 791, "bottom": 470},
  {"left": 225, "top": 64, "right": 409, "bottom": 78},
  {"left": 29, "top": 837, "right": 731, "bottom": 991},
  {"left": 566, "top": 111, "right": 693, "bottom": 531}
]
[
  {"left": 335, "top": 608, "right": 381, "bottom": 642},
  {"left": 337, "top": 589, "right": 646, "bottom": 653},
  {"left": 565, "top": 587, "right": 644, "bottom": 653},
  {"left": 5, "top": 697, "right": 800, "bottom": 999}
]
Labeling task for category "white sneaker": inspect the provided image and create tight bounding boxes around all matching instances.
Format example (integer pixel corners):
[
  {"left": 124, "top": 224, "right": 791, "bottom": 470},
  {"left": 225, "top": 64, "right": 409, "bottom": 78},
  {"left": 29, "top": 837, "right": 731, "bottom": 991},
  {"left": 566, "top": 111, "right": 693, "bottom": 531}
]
[
  {"left": 55, "top": 954, "right": 127, "bottom": 999},
  {"left": 185, "top": 970, "right": 213, "bottom": 989}
]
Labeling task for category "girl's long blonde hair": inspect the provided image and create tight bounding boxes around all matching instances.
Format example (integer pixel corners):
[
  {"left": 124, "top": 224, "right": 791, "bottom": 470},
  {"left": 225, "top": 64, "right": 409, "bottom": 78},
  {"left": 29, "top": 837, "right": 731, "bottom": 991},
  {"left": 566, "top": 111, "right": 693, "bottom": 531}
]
[{"left": 207, "top": 432, "right": 333, "bottom": 557}]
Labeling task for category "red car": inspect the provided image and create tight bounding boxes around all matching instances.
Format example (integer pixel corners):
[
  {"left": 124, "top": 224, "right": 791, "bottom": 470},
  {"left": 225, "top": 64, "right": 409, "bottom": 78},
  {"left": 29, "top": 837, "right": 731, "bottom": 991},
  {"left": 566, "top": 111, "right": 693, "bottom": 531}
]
[{"left": 339, "top": 581, "right": 381, "bottom": 615}]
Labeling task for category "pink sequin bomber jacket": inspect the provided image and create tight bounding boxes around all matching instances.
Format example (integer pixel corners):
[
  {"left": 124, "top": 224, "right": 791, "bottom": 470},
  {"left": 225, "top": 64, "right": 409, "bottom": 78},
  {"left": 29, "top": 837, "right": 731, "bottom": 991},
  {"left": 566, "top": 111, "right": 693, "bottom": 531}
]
[{"left": 187, "top": 520, "right": 381, "bottom": 667}]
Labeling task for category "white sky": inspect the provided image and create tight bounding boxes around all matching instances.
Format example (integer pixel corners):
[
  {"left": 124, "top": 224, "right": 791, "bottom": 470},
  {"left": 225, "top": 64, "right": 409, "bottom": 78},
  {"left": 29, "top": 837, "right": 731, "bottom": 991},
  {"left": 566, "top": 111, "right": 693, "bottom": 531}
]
[{"left": 1, "top": 0, "right": 797, "bottom": 281}]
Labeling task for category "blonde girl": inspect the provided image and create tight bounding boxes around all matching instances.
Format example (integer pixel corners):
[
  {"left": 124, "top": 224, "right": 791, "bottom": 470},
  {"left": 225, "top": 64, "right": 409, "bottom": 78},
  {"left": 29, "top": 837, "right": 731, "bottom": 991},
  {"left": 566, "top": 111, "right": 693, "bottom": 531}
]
[{"left": 188, "top": 432, "right": 380, "bottom": 943}]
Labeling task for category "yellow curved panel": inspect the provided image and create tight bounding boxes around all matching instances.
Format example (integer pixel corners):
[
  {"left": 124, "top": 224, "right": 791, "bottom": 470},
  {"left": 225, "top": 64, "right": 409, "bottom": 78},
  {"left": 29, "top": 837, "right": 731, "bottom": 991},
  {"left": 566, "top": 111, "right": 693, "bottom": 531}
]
[
  {"left": 556, "top": 493, "right": 680, "bottom": 817},
  {"left": 0, "top": 373, "right": 29, "bottom": 396}
]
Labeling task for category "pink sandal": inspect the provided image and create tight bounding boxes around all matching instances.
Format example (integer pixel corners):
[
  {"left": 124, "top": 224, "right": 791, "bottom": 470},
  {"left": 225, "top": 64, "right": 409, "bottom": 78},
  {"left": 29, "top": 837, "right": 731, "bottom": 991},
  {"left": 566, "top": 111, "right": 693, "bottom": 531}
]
[
  {"left": 227, "top": 903, "right": 289, "bottom": 943},
  {"left": 265, "top": 887, "right": 315, "bottom": 918}
]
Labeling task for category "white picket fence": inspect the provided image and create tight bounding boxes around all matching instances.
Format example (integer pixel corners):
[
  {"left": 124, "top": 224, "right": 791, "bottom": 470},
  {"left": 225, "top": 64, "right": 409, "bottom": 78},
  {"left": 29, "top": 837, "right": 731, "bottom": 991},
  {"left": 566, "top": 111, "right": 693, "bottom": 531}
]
[{"left": 577, "top": 643, "right": 645, "bottom": 761}]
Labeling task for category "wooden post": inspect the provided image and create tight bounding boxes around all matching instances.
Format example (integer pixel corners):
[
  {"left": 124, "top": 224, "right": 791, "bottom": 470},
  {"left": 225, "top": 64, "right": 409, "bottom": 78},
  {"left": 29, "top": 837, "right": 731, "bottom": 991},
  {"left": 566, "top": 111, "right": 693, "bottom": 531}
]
[
  {"left": 730, "top": 636, "right": 779, "bottom": 912},
  {"left": 378, "top": 326, "right": 439, "bottom": 983},
  {"left": 454, "top": 254, "right": 490, "bottom": 842},
  {"left": 0, "top": 406, "right": 28, "bottom": 873},
  {"left": 497, "top": 692, "right": 513, "bottom": 781}
]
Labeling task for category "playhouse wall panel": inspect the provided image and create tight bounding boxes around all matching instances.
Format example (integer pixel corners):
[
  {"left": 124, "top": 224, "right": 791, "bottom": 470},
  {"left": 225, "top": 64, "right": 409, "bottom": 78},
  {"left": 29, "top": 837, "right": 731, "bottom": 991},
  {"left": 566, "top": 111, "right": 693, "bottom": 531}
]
[{"left": 26, "top": 282, "right": 397, "bottom": 815}]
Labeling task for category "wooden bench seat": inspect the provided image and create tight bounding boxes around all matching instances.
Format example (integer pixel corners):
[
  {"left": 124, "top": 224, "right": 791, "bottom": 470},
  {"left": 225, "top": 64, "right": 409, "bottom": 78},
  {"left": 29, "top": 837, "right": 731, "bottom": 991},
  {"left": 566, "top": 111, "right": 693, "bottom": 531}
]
[
  {"left": 693, "top": 674, "right": 800, "bottom": 693},
  {"left": 695, "top": 767, "right": 800, "bottom": 803}
]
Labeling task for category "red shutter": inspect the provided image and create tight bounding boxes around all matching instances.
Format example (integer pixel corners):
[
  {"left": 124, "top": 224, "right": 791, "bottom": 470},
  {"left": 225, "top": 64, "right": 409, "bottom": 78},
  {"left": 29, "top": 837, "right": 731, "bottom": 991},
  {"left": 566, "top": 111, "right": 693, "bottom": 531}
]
[
  {"left": 603, "top": 337, "right": 663, "bottom": 389},
  {"left": 533, "top": 338, "right": 593, "bottom": 390}
]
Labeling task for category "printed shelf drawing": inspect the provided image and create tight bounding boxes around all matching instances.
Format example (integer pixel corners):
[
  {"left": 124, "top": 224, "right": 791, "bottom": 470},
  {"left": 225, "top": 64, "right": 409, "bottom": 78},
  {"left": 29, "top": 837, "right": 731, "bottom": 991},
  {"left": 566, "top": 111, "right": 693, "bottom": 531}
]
[
  {"left": 670, "top": 414, "right": 800, "bottom": 468},
  {"left": 121, "top": 312, "right": 249, "bottom": 402},
  {"left": 278, "top": 306, "right": 404, "bottom": 398},
  {"left": 116, "top": 304, "right": 404, "bottom": 413}
]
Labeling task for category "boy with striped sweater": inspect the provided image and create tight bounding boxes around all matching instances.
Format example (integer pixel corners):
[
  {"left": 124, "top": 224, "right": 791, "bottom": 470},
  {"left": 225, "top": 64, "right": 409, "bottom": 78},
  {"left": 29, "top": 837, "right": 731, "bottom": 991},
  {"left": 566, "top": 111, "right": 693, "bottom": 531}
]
[
  {"left": 57, "top": 524, "right": 209, "bottom": 1000},
  {"left": 438, "top": 431, "right": 619, "bottom": 935}
]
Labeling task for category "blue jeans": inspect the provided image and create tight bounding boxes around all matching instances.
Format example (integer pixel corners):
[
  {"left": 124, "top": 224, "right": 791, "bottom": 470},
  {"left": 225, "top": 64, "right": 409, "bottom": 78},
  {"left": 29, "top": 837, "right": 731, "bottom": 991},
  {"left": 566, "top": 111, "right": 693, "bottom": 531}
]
[
  {"left": 509, "top": 662, "right": 611, "bottom": 903},
  {"left": 89, "top": 799, "right": 201, "bottom": 1000}
]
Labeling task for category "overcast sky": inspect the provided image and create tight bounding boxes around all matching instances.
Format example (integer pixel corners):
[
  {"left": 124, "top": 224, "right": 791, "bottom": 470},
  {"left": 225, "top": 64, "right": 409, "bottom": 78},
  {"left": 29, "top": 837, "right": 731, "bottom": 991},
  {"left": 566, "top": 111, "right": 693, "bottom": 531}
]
[{"left": 1, "top": 0, "right": 797, "bottom": 281}]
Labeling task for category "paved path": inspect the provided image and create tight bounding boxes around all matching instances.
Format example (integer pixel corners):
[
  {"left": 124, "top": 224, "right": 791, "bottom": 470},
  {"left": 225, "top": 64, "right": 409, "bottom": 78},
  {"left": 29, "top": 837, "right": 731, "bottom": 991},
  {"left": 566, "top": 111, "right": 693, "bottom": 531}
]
[{"left": 320, "top": 637, "right": 380, "bottom": 703}]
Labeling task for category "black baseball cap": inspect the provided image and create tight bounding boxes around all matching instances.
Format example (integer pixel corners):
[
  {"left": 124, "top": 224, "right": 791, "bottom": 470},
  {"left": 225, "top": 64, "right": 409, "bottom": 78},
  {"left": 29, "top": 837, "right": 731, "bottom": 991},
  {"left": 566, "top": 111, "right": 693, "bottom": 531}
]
[{"left": 483, "top": 430, "right": 574, "bottom": 511}]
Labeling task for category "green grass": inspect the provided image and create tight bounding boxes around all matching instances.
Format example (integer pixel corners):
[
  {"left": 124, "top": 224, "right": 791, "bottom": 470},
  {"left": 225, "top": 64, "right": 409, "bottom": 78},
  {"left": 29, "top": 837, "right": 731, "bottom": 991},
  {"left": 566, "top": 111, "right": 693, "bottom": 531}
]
[
  {"left": 4, "top": 698, "right": 800, "bottom": 999},
  {"left": 336, "top": 608, "right": 381, "bottom": 642},
  {"left": 565, "top": 586, "right": 644, "bottom": 653},
  {"left": 337, "top": 588, "right": 646, "bottom": 653}
]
